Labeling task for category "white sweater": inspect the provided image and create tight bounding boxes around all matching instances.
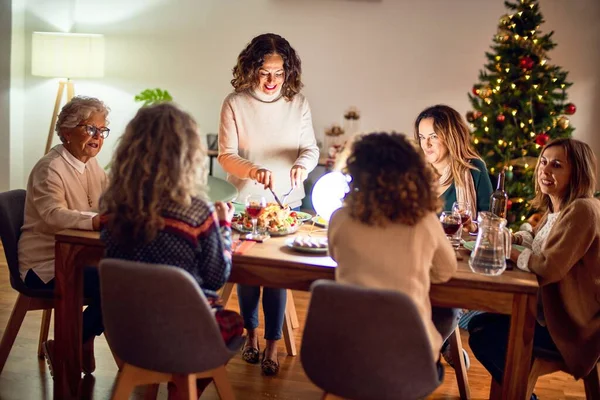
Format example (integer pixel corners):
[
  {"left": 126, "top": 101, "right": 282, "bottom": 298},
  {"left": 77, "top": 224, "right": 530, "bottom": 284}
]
[
  {"left": 18, "top": 145, "right": 107, "bottom": 283},
  {"left": 218, "top": 90, "right": 319, "bottom": 208},
  {"left": 328, "top": 208, "right": 457, "bottom": 360}
]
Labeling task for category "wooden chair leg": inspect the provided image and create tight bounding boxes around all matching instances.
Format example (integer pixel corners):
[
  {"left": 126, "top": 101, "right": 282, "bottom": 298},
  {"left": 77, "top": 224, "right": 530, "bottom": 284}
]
[
  {"left": 111, "top": 363, "right": 170, "bottom": 400},
  {"left": 286, "top": 290, "right": 299, "bottom": 329},
  {"left": 0, "top": 294, "right": 31, "bottom": 374},
  {"left": 282, "top": 307, "right": 297, "bottom": 356},
  {"left": 37, "top": 309, "right": 52, "bottom": 357},
  {"left": 323, "top": 393, "right": 345, "bottom": 400},
  {"left": 143, "top": 384, "right": 160, "bottom": 400},
  {"left": 211, "top": 365, "right": 235, "bottom": 400},
  {"left": 220, "top": 283, "right": 235, "bottom": 307},
  {"left": 489, "top": 377, "right": 502, "bottom": 400},
  {"left": 583, "top": 363, "right": 600, "bottom": 400},
  {"left": 172, "top": 374, "right": 197, "bottom": 400},
  {"left": 449, "top": 327, "right": 470, "bottom": 399}
]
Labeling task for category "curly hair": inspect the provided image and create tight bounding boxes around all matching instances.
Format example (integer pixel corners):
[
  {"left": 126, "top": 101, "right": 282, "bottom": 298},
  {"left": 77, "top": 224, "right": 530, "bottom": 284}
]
[
  {"left": 100, "top": 103, "right": 207, "bottom": 245},
  {"left": 231, "top": 33, "right": 303, "bottom": 101},
  {"left": 55, "top": 96, "right": 110, "bottom": 142},
  {"left": 532, "top": 138, "right": 597, "bottom": 214},
  {"left": 344, "top": 132, "right": 441, "bottom": 226},
  {"left": 414, "top": 105, "right": 482, "bottom": 187}
]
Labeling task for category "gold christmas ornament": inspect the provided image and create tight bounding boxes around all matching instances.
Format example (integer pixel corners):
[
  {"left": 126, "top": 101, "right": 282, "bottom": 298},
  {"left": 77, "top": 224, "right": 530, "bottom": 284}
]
[
  {"left": 557, "top": 116, "right": 570, "bottom": 129},
  {"left": 479, "top": 86, "right": 493, "bottom": 98}
]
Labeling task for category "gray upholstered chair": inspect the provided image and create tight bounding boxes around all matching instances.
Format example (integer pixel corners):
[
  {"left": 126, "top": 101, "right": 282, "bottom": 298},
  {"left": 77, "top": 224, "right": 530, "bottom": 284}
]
[
  {"left": 99, "top": 259, "right": 244, "bottom": 400},
  {"left": 0, "top": 189, "right": 54, "bottom": 374},
  {"left": 301, "top": 280, "right": 442, "bottom": 400}
]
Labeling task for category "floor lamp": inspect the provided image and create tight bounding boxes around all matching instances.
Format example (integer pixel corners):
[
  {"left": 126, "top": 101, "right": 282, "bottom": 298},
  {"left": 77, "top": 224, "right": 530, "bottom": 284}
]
[{"left": 31, "top": 32, "right": 105, "bottom": 154}]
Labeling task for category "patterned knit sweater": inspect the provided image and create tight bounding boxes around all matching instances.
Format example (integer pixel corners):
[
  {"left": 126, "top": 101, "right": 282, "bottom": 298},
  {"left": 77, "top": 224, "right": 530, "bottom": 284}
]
[{"left": 101, "top": 197, "right": 232, "bottom": 299}]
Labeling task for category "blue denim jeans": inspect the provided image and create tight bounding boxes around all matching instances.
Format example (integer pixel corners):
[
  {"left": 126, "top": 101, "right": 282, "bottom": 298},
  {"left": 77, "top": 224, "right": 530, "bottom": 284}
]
[{"left": 237, "top": 285, "right": 286, "bottom": 340}]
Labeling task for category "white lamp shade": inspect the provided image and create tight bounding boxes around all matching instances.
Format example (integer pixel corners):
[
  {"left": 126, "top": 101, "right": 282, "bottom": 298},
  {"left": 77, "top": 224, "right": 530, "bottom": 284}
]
[
  {"left": 311, "top": 172, "right": 350, "bottom": 222},
  {"left": 31, "top": 32, "right": 105, "bottom": 78}
]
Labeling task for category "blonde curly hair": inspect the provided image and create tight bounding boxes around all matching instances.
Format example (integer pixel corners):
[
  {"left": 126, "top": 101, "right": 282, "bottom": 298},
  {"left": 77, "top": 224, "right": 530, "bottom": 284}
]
[
  {"left": 344, "top": 132, "right": 441, "bottom": 226},
  {"left": 101, "top": 103, "right": 206, "bottom": 245}
]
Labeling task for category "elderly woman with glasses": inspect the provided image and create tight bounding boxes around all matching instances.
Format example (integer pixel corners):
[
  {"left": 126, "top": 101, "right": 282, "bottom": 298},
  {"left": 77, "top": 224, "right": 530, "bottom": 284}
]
[{"left": 18, "top": 95, "right": 110, "bottom": 376}]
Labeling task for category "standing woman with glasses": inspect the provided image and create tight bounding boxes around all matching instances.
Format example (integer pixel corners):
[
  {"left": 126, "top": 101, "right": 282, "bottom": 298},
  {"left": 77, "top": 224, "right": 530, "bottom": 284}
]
[
  {"left": 218, "top": 33, "right": 319, "bottom": 376},
  {"left": 18, "top": 96, "right": 110, "bottom": 375}
]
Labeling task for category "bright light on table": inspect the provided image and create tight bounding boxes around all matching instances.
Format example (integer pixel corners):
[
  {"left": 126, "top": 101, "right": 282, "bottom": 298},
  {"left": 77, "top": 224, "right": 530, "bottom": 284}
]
[{"left": 311, "top": 172, "right": 350, "bottom": 222}]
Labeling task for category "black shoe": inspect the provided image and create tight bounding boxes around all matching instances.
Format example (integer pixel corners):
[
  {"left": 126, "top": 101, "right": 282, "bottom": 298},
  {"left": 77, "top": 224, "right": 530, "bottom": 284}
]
[
  {"left": 241, "top": 338, "right": 260, "bottom": 364},
  {"left": 261, "top": 350, "right": 280, "bottom": 376}
]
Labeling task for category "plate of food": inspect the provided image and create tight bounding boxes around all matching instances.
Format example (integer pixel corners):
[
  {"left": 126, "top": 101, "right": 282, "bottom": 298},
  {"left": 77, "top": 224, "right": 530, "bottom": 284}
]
[
  {"left": 462, "top": 241, "right": 525, "bottom": 252},
  {"left": 310, "top": 216, "right": 328, "bottom": 228},
  {"left": 232, "top": 203, "right": 302, "bottom": 236},
  {"left": 294, "top": 211, "right": 313, "bottom": 222},
  {"left": 285, "top": 236, "right": 328, "bottom": 254}
]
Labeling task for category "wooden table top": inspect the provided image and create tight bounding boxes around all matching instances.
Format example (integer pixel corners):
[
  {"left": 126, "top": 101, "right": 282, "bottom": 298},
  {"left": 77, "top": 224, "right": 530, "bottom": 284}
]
[{"left": 56, "top": 225, "right": 538, "bottom": 295}]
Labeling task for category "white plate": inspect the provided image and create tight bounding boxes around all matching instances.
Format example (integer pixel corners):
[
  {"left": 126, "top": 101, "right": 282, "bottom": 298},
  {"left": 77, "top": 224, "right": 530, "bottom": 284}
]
[
  {"left": 232, "top": 221, "right": 301, "bottom": 237},
  {"left": 285, "top": 237, "right": 328, "bottom": 254},
  {"left": 310, "top": 216, "right": 328, "bottom": 228}
]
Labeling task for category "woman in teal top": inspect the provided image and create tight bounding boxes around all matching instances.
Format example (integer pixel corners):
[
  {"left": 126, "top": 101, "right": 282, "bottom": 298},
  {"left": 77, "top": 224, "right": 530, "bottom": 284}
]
[
  {"left": 414, "top": 105, "right": 493, "bottom": 223},
  {"left": 441, "top": 158, "right": 492, "bottom": 213},
  {"left": 414, "top": 104, "right": 493, "bottom": 370}
]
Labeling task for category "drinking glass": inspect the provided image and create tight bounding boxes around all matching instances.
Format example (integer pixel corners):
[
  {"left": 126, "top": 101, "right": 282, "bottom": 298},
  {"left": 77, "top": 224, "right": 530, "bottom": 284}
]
[
  {"left": 245, "top": 194, "right": 267, "bottom": 240},
  {"left": 440, "top": 210, "right": 462, "bottom": 249},
  {"left": 452, "top": 201, "right": 473, "bottom": 229}
]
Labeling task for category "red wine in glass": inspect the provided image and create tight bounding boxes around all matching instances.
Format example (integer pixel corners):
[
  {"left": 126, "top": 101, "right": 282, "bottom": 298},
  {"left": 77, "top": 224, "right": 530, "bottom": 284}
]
[
  {"left": 442, "top": 221, "right": 461, "bottom": 235},
  {"left": 459, "top": 213, "right": 472, "bottom": 227},
  {"left": 245, "top": 204, "right": 264, "bottom": 218}
]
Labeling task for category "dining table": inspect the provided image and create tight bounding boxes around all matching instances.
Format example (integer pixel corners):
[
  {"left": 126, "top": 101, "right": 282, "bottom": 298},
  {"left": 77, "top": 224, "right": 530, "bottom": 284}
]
[{"left": 52, "top": 224, "right": 538, "bottom": 400}]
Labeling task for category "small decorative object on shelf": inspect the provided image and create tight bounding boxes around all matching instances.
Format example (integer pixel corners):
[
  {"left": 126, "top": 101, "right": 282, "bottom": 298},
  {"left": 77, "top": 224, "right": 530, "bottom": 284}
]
[{"left": 324, "top": 107, "right": 362, "bottom": 170}]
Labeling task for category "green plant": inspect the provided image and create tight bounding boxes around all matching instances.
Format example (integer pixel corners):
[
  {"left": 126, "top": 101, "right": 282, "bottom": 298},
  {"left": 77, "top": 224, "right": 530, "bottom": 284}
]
[{"left": 134, "top": 88, "right": 173, "bottom": 106}]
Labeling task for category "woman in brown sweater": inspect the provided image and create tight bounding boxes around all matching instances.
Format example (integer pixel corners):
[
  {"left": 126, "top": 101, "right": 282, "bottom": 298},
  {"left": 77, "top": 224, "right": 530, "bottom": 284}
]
[{"left": 468, "top": 138, "right": 600, "bottom": 395}]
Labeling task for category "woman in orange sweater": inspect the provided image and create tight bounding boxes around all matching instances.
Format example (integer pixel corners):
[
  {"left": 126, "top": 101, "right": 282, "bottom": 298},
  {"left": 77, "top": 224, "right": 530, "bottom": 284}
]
[{"left": 469, "top": 138, "right": 600, "bottom": 396}]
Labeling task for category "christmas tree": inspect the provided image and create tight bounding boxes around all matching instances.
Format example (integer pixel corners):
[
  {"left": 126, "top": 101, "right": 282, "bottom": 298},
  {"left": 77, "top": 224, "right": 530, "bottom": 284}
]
[{"left": 467, "top": 0, "right": 575, "bottom": 228}]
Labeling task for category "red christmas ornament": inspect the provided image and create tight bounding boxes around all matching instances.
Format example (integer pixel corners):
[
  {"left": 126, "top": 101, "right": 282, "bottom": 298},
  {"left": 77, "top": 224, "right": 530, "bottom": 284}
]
[
  {"left": 535, "top": 133, "right": 550, "bottom": 146},
  {"left": 472, "top": 86, "right": 479, "bottom": 96},
  {"left": 496, "top": 114, "right": 506, "bottom": 122},
  {"left": 564, "top": 103, "right": 577, "bottom": 115},
  {"left": 507, "top": 199, "right": 513, "bottom": 211},
  {"left": 519, "top": 56, "right": 535, "bottom": 70},
  {"left": 473, "top": 111, "right": 483, "bottom": 119}
]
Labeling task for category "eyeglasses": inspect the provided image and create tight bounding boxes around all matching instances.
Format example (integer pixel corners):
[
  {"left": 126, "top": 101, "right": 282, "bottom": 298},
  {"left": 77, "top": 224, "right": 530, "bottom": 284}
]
[{"left": 77, "top": 124, "right": 110, "bottom": 139}]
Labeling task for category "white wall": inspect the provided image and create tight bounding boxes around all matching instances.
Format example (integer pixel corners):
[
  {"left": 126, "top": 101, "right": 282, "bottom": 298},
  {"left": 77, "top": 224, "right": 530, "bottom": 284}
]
[
  {"left": 13, "top": 0, "right": 600, "bottom": 187},
  {"left": 9, "top": 0, "right": 25, "bottom": 190},
  {"left": 0, "top": 0, "right": 11, "bottom": 191}
]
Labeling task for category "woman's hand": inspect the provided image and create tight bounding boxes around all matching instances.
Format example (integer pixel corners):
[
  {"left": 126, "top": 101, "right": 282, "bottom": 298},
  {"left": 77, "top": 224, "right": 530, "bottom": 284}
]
[
  {"left": 509, "top": 247, "right": 521, "bottom": 263},
  {"left": 215, "top": 202, "right": 235, "bottom": 223},
  {"left": 253, "top": 168, "right": 273, "bottom": 189},
  {"left": 290, "top": 165, "right": 307, "bottom": 189},
  {"left": 92, "top": 215, "right": 100, "bottom": 231}
]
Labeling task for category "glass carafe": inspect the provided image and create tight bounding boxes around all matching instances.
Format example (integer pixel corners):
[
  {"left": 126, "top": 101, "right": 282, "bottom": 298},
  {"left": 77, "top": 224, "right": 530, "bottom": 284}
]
[{"left": 468, "top": 211, "right": 512, "bottom": 276}]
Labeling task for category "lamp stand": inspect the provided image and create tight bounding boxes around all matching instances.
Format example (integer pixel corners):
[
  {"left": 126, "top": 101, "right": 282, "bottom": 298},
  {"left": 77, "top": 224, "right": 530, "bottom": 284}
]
[{"left": 44, "top": 79, "right": 75, "bottom": 154}]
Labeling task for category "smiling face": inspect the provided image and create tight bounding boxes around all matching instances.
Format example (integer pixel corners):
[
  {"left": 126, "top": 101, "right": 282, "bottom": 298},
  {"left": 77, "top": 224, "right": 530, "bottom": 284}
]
[
  {"left": 537, "top": 145, "right": 572, "bottom": 206},
  {"left": 61, "top": 111, "right": 106, "bottom": 163},
  {"left": 417, "top": 117, "right": 449, "bottom": 167},
  {"left": 256, "top": 53, "right": 285, "bottom": 95}
]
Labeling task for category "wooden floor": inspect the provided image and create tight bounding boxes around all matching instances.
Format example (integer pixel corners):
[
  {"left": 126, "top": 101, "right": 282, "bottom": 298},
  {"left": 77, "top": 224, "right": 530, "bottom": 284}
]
[{"left": 0, "top": 245, "right": 587, "bottom": 399}]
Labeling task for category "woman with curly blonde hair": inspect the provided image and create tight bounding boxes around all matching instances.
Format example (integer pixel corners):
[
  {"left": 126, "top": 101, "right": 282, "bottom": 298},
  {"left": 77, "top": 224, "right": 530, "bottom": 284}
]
[
  {"left": 218, "top": 33, "right": 319, "bottom": 376},
  {"left": 100, "top": 103, "right": 243, "bottom": 399},
  {"left": 328, "top": 132, "right": 457, "bottom": 368}
]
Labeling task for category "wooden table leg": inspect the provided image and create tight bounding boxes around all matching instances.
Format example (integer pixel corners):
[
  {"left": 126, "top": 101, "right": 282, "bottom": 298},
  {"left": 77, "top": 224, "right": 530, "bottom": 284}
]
[
  {"left": 499, "top": 293, "right": 537, "bottom": 400},
  {"left": 286, "top": 290, "right": 299, "bottom": 329},
  {"left": 54, "top": 241, "right": 84, "bottom": 400}
]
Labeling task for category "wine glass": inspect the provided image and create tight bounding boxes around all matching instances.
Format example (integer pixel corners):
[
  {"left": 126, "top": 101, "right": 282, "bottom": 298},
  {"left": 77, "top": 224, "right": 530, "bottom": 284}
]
[
  {"left": 440, "top": 210, "right": 462, "bottom": 249},
  {"left": 245, "top": 194, "right": 267, "bottom": 240},
  {"left": 452, "top": 201, "right": 473, "bottom": 229}
]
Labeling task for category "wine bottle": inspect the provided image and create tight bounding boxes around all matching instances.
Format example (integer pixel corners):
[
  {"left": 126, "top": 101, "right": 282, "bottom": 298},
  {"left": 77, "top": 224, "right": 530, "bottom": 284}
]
[{"left": 490, "top": 170, "right": 508, "bottom": 218}]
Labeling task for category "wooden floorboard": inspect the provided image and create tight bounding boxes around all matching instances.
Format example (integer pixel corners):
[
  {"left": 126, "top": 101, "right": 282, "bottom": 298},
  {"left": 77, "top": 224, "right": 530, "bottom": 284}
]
[{"left": 0, "top": 243, "right": 586, "bottom": 399}]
